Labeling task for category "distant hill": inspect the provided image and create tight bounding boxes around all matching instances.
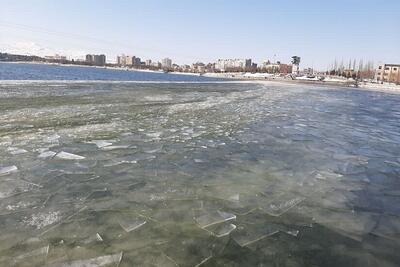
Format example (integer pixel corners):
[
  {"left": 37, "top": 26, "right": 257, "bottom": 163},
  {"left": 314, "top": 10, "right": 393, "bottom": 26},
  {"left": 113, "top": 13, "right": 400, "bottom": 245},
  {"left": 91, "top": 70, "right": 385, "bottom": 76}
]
[{"left": 0, "top": 52, "right": 45, "bottom": 62}]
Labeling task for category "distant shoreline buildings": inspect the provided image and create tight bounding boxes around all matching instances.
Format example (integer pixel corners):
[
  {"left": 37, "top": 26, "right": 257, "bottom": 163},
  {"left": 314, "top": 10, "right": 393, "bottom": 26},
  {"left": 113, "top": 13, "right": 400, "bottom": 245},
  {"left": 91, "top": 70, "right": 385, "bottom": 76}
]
[
  {"left": 1, "top": 50, "right": 399, "bottom": 85},
  {"left": 85, "top": 54, "right": 106, "bottom": 66}
]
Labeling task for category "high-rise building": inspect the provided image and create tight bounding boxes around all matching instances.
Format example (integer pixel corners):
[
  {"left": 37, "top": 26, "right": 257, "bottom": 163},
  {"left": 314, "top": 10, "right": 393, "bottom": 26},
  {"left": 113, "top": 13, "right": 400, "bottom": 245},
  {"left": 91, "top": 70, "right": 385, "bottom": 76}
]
[
  {"left": 162, "top": 58, "right": 172, "bottom": 68},
  {"left": 117, "top": 55, "right": 134, "bottom": 66},
  {"left": 145, "top": 59, "right": 152, "bottom": 66},
  {"left": 133, "top": 57, "right": 141, "bottom": 66},
  {"left": 86, "top": 54, "right": 94, "bottom": 63},
  {"left": 86, "top": 54, "right": 106, "bottom": 66}
]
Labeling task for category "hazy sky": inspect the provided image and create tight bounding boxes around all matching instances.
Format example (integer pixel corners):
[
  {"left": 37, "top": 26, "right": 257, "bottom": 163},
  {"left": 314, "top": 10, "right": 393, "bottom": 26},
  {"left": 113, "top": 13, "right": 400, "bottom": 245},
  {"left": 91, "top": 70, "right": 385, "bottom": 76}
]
[{"left": 0, "top": 0, "right": 399, "bottom": 69}]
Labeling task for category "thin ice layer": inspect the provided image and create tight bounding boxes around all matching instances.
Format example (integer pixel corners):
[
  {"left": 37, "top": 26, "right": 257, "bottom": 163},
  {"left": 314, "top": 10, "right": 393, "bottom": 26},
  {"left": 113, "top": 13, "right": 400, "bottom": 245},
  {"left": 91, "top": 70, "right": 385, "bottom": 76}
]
[
  {"left": 0, "top": 165, "right": 18, "bottom": 176},
  {"left": 260, "top": 193, "right": 305, "bottom": 216},
  {"left": 56, "top": 151, "right": 85, "bottom": 160},
  {"left": 119, "top": 216, "right": 147, "bottom": 232},
  {"left": 193, "top": 210, "right": 236, "bottom": 228},
  {"left": 47, "top": 252, "right": 123, "bottom": 267},
  {"left": 232, "top": 224, "right": 281, "bottom": 247}
]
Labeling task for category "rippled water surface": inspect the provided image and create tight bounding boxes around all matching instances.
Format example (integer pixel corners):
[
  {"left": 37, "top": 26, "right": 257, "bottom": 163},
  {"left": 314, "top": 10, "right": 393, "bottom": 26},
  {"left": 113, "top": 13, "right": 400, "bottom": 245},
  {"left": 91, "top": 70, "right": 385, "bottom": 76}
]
[
  {"left": 0, "top": 80, "right": 400, "bottom": 266},
  {"left": 0, "top": 62, "right": 222, "bottom": 82}
]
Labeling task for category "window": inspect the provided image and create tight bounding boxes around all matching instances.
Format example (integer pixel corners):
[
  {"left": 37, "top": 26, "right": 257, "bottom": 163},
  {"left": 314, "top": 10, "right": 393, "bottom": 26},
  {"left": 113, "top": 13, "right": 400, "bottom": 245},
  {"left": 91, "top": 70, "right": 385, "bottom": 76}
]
[
  {"left": 394, "top": 68, "right": 398, "bottom": 71},
  {"left": 385, "top": 67, "right": 390, "bottom": 70},
  {"left": 379, "top": 66, "right": 382, "bottom": 69}
]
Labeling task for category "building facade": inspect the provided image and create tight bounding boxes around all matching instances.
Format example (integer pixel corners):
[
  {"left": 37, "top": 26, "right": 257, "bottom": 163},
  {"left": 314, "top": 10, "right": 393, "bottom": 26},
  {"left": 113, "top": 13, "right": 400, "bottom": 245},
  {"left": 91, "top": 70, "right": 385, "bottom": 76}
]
[
  {"left": 376, "top": 64, "right": 400, "bottom": 84},
  {"left": 86, "top": 54, "right": 106, "bottom": 66},
  {"left": 162, "top": 58, "right": 172, "bottom": 69},
  {"left": 215, "top": 59, "right": 252, "bottom": 71},
  {"left": 117, "top": 55, "right": 134, "bottom": 66}
]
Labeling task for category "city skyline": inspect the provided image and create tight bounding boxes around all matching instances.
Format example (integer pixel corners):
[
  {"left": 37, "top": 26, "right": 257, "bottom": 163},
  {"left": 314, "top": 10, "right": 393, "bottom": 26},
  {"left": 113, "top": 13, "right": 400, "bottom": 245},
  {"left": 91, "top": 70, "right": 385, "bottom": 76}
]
[{"left": 1, "top": 0, "right": 399, "bottom": 70}]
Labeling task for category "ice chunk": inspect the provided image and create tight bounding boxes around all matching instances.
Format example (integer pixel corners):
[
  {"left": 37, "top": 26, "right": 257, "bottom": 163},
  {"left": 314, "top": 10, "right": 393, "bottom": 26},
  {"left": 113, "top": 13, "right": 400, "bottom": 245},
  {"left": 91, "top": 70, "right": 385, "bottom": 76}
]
[
  {"left": 260, "top": 194, "right": 305, "bottom": 217},
  {"left": 282, "top": 229, "right": 300, "bottom": 237},
  {"left": 314, "top": 170, "right": 343, "bottom": 180},
  {"left": 101, "top": 145, "right": 129, "bottom": 151},
  {"left": 83, "top": 233, "right": 103, "bottom": 244},
  {"left": 0, "top": 165, "right": 18, "bottom": 176},
  {"left": 232, "top": 224, "right": 280, "bottom": 247},
  {"left": 194, "top": 210, "right": 236, "bottom": 228},
  {"left": 56, "top": 151, "right": 85, "bottom": 160},
  {"left": 38, "top": 151, "right": 57, "bottom": 159},
  {"left": 47, "top": 252, "right": 123, "bottom": 267},
  {"left": 8, "top": 147, "right": 28, "bottom": 155},
  {"left": 204, "top": 223, "right": 237, "bottom": 237},
  {"left": 90, "top": 140, "right": 113, "bottom": 148},
  {"left": 119, "top": 216, "right": 147, "bottom": 232}
]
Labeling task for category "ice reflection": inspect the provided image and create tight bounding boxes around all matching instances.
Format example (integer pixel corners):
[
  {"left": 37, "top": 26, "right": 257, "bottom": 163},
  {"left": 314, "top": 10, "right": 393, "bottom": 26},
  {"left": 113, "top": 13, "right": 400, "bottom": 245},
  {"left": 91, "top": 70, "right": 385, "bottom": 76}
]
[{"left": 0, "top": 82, "right": 400, "bottom": 266}]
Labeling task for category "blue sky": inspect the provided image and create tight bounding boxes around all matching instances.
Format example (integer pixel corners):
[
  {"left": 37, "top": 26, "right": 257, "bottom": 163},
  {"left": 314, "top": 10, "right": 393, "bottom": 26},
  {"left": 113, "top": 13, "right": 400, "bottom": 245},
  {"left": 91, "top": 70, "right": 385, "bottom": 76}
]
[{"left": 0, "top": 0, "right": 399, "bottom": 69}]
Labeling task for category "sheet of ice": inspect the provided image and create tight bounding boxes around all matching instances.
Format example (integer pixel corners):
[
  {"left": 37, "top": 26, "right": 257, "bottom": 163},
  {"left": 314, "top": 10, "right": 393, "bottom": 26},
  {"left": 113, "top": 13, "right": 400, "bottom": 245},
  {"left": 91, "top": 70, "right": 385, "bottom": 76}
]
[
  {"left": 8, "top": 147, "right": 28, "bottom": 155},
  {"left": 193, "top": 210, "right": 236, "bottom": 228},
  {"left": 56, "top": 151, "right": 85, "bottom": 160},
  {"left": 101, "top": 145, "right": 129, "bottom": 151},
  {"left": 38, "top": 150, "right": 57, "bottom": 159},
  {"left": 260, "top": 194, "right": 305, "bottom": 217},
  {"left": 204, "top": 223, "right": 237, "bottom": 237},
  {"left": 47, "top": 252, "right": 123, "bottom": 267},
  {"left": 232, "top": 224, "right": 281, "bottom": 247},
  {"left": 83, "top": 233, "right": 104, "bottom": 244},
  {"left": 0, "top": 165, "right": 18, "bottom": 176},
  {"left": 89, "top": 140, "right": 113, "bottom": 148},
  {"left": 119, "top": 216, "right": 147, "bottom": 232}
]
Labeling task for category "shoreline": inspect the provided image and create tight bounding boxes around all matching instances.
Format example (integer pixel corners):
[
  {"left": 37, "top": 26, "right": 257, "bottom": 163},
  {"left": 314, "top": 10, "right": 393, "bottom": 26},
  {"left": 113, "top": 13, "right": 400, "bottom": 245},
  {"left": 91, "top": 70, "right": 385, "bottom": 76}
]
[{"left": 1, "top": 61, "right": 399, "bottom": 93}]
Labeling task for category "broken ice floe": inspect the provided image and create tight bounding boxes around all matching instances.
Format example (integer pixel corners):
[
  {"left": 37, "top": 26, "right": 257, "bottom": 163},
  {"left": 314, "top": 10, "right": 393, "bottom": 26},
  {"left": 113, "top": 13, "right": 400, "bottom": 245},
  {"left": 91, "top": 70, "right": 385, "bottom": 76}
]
[
  {"left": 89, "top": 139, "right": 113, "bottom": 148},
  {"left": 314, "top": 170, "right": 343, "bottom": 180},
  {"left": 119, "top": 216, "right": 147, "bottom": 232},
  {"left": 101, "top": 145, "right": 129, "bottom": 151},
  {"left": 204, "top": 222, "right": 237, "bottom": 237},
  {"left": 83, "top": 233, "right": 104, "bottom": 244},
  {"left": 55, "top": 151, "right": 85, "bottom": 160},
  {"left": 232, "top": 224, "right": 281, "bottom": 247},
  {"left": 260, "top": 194, "right": 305, "bottom": 217},
  {"left": 8, "top": 147, "right": 28, "bottom": 155},
  {"left": 194, "top": 210, "right": 236, "bottom": 228},
  {"left": 38, "top": 150, "right": 57, "bottom": 159},
  {"left": 0, "top": 165, "right": 18, "bottom": 176},
  {"left": 47, "top": 252, "right": 123, "bottom": 267}
]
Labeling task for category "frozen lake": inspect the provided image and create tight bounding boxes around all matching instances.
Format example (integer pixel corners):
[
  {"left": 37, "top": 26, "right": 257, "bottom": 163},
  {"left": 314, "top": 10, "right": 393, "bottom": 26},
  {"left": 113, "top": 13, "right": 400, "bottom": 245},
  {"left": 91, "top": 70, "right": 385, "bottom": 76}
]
[{"left": 0, "top": 80, "right": 400, "bottom": 266}]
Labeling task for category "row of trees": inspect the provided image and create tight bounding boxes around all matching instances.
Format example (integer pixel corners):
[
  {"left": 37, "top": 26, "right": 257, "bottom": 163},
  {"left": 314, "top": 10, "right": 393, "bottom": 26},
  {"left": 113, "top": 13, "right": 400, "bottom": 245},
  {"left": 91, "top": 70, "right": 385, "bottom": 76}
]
[{"left": 328, "top": 59, "right": 375, "bottom": 80}]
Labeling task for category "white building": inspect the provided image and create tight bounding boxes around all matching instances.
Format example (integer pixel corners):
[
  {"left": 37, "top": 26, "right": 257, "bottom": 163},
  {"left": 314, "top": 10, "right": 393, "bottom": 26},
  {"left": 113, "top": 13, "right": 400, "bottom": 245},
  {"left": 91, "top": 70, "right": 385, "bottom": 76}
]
[
  {"left": 117, "top": 54, "right": 133, "bottom": 66},
  {"left": 215, "top": 59, "right": 252, "bottom": 71},
  {"left": 162, "top": 58, "right": 172, "bottom": 68}
]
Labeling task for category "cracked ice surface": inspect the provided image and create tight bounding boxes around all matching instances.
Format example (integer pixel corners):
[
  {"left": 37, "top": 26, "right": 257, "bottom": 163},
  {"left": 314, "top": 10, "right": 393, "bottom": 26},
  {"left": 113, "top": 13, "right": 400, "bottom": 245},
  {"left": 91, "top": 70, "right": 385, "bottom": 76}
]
[{"left": 0, "top": 82, "right": 400, "bottom": 266}]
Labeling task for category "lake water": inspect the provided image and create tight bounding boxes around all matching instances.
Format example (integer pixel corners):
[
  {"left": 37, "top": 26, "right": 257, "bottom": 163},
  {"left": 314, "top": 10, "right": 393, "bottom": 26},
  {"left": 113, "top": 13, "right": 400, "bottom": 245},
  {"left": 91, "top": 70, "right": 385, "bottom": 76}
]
[
  {"left": 0, "top": 63, "right": 222, "bottom": 82},
  {"left": 0, "top": 63, "right": 400, "bottom": 266}
]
